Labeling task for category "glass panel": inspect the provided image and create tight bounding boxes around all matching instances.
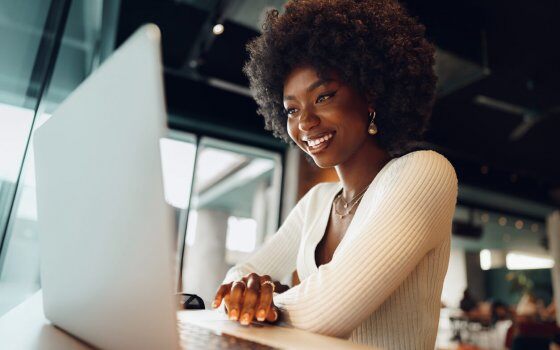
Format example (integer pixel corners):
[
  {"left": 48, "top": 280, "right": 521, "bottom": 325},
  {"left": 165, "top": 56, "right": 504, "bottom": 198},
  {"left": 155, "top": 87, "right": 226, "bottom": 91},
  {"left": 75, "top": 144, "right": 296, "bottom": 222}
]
[
  {"left": 0, "top": 0, "right": 107, "bottom": 316},
  {"left": 160, "top": 132, "right": 197, "bottom": 211},
  {"left": 0, "top": 105, "right": 35, "bottom": 228},
  {"left": 160, "top": 130, "right": 197, "bottom": 279},
  {"left": 0, "top": 1, "right": 51, "bottom": 107},
  {"left": 0, "top": 0, "right": 53, "bottom": 316},
  {"left": 181, "top": 136, "right": 283, "bottom": 307}
]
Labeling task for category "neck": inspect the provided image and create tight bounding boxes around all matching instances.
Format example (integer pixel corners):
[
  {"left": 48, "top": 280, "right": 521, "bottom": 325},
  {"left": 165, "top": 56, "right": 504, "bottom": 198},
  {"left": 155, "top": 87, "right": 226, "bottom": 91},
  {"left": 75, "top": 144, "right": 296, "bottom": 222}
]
[{"left": 334, "top": 137, "right": 391, "bottom": 200}]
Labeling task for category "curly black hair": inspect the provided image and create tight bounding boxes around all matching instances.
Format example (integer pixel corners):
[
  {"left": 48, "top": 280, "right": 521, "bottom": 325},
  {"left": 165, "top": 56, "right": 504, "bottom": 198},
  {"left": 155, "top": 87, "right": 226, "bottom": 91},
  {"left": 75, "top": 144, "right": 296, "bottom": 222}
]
[{"left": 243, "top": 0, "right": 437, "bottom": 157}]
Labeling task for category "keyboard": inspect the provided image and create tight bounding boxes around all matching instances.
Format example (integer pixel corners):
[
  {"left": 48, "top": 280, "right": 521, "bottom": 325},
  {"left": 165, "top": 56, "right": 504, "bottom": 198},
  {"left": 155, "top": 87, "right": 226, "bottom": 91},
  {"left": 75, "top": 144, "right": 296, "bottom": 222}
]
[{"left": 178, "top": 321, "right": 279, "bottom": 349}]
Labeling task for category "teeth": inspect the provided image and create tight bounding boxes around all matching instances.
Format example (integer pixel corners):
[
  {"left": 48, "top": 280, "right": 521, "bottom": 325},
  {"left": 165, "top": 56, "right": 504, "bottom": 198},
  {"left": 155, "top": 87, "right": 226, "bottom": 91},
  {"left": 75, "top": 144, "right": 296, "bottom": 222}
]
[{"left": 308, "top": 133, "right": 333, "bottom": 147}]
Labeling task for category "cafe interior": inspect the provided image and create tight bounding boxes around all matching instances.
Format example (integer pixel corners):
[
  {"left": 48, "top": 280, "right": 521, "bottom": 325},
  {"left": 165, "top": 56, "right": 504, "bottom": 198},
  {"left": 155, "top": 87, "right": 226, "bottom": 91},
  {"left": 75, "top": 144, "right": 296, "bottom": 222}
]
[{"left": 0, "top": 0, "right": 559, "bottom": 349}]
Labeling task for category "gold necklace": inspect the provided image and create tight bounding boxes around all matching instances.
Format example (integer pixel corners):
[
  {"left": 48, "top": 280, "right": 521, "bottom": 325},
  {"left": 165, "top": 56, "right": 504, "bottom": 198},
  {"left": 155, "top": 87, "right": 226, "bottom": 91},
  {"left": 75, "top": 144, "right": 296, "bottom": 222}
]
[
  {"left": 338, "top": 184, "right": 370, "bottom": 208},
  {"left": 333, "top": 189, "right": 368, "bottom": 219}
]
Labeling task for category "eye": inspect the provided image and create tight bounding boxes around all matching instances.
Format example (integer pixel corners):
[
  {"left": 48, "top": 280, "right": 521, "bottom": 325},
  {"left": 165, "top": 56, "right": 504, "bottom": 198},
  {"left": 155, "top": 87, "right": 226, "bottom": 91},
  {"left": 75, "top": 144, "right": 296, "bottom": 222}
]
[
  {"left": 285, "top": 108, "right": 298, "bottom": 118},
  {"left": 316, "top": 91, "right": 336, "bottom": 103}
]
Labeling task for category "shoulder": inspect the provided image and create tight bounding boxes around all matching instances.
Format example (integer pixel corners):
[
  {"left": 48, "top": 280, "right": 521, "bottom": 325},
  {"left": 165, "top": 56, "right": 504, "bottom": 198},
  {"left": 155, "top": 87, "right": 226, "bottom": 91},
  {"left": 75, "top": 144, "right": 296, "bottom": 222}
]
[
  {"left": 387, "top": 150, "right": 457, "bottom": 186},
  {"left": 393, "top": 149, "right": 455, "bottom": 171},
  {"left": 373, "top": 150, "right": 458, "bottom": 208}
]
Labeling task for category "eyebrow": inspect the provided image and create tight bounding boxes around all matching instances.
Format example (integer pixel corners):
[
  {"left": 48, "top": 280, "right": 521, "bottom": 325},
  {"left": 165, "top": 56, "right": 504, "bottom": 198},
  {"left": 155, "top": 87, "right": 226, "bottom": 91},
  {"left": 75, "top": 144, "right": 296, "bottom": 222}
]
[{"left": 283, "top": 78, "right": 333, "bottom": 101}]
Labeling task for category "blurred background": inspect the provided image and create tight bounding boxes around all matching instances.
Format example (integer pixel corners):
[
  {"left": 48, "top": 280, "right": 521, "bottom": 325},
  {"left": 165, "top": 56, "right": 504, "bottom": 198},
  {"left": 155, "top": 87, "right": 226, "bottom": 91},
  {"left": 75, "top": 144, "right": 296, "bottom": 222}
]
[{"left": 0, "top": 1, "right": 559, "bottom": 349}]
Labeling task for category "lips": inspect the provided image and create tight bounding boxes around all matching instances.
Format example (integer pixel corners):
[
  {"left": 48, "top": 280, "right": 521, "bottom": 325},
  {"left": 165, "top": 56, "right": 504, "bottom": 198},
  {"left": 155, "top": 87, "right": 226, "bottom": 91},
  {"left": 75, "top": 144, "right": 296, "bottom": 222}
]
[
  {"left": 302, "top": 131, "right": 334, "bottom": 142},
  {"left": 304, "top": 132, "right": 335, "bottom": 155}
]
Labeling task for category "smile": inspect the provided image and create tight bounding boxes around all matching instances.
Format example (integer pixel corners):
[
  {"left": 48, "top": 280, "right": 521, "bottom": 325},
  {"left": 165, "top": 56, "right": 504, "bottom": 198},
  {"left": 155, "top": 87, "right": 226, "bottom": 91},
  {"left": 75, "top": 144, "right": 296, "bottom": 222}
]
[{"left": 305, "top": 132, "right": 335, "bottom": 154}]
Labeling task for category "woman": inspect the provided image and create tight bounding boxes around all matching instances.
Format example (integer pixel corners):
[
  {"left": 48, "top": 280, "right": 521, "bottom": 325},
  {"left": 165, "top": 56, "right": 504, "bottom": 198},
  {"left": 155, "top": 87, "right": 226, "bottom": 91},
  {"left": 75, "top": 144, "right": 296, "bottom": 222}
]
[{"left": 212, "top": 0, "right": 458, "bottom": 348}]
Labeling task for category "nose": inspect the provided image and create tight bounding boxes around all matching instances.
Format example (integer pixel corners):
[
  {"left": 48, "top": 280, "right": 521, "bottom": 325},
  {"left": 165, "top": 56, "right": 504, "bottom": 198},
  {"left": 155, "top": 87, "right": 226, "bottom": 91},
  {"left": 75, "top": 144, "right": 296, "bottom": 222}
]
[{"left": 298, "top": 109, "right": 320, "bottom": 132}]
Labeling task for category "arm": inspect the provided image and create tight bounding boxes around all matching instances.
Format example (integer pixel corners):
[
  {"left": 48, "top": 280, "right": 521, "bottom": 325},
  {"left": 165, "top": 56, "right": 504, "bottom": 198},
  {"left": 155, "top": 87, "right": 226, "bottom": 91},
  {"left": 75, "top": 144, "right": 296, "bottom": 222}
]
[
  {"left": 221, "top": 183, "right": 322, "bottom": 284},
  {"left": 213, "top": 183, "right": 326, "bottom": 322},
  {"left": 273, "top": 151, "right": 458, "bottom": 337}
]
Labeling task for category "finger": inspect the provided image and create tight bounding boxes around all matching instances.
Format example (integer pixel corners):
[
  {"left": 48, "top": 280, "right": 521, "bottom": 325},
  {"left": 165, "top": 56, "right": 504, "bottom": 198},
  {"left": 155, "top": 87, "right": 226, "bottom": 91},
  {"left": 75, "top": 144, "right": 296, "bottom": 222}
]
[
  {"left": 240, "top": 273, "right": 261, "bottom": 325},
  {"left": 224, "top": 294, "right": 230, "bottom": 313},
  {"left": 266, "top": 304, "right": 280, "bottom": 323},
  {"left": 259, "top": 274, "right": 272, "bottom": 284},
  {"left": 228, "top": 281, "right": 246, "bottom": 321},
  {"left": 212, "top": 283, "right": 231, "bottom": 308},
  {"left": 256, "top": 276, "right": 273, "bottom": 322}
]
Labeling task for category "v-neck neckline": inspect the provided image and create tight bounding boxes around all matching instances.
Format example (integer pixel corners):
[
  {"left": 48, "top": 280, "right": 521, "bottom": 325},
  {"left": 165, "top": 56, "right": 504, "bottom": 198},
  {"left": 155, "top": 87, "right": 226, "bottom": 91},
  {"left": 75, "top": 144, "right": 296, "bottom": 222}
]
[
  {"left": 312, "top": 183, "right": 343, "bottom": 269},
  {"left": 308, "top": 157, "right": 399, "bottom": 272}
]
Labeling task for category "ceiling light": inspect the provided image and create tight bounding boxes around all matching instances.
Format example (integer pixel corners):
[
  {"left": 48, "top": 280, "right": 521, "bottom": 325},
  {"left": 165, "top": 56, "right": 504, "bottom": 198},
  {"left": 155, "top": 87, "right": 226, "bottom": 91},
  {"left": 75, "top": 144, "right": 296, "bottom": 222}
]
[
  {"left": 506, "top": 251, "right": 554, "bottom": 270},
  {"left": 212, "top": 23, "right": 224, "bottom": 35},
  {"left": 498, "top": 217, "right": 507, "bottom": 226}
]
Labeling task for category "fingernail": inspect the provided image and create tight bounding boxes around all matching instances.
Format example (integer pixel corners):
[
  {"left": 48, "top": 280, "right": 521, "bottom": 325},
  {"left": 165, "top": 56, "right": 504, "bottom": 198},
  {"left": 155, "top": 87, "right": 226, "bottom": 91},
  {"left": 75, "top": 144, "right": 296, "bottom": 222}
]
[
  {"left": 273, "top": 309, "right": 278, "bottom": 321},
  {"left": 229, "top": 309, "right": 238, "bottom": 321},
  {"left": 211, "top": 301, "right": 218, "bottom": 308},
  {"left": 256, "top": 309, "right": 266, "bottom": 321},
  {"left": 240, "top": 313, "right": 250, "bottom": 325}
]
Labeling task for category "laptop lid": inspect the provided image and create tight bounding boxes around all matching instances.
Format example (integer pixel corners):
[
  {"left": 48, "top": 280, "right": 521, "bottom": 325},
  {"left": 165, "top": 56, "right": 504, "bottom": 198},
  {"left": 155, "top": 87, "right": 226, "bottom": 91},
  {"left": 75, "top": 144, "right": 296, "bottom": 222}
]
[{"left": 33, "top": 24, "right": 180, "bottom": 350}]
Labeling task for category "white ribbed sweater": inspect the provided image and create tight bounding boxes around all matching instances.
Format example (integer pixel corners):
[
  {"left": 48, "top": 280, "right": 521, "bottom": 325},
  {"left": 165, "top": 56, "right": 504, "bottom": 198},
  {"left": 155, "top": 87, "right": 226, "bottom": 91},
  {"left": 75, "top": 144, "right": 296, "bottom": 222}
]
[{"left": 222, "top": 150, "right": 458, "bottom": 349}]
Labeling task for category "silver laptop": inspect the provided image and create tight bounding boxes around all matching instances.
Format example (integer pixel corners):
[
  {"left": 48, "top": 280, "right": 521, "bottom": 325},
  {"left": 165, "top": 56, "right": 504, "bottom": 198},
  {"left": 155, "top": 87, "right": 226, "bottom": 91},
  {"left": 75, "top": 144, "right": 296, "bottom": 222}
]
[{"left": 33, "top": 24, "right": 276, "bottom": 350}]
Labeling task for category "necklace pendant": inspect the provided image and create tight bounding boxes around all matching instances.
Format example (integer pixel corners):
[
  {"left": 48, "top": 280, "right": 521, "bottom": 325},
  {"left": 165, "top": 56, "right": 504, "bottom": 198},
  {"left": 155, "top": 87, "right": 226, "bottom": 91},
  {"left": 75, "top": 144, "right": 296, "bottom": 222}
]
[
  {"left": 343, "top": 203, "right": 348, "bottom": 208},
  {"left": 338, "top": 214, "right": 343, "bottom": 219}
]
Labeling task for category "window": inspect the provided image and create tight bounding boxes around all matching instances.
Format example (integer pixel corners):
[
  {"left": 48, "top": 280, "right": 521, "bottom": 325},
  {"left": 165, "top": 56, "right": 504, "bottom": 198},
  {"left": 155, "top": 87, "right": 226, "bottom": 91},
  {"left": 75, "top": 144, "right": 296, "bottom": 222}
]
[
  {"left": 0, "top": 0, "right": 104, "bottom": 316},
  {"left": 179, "top": 137, "right": 283, "bottom": 307}
]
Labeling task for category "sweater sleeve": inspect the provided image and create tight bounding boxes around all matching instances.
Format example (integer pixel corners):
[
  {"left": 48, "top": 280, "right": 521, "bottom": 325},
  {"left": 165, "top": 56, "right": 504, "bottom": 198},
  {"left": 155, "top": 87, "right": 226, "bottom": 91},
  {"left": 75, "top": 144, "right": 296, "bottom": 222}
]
[
  {"left": 221, "top": 183, "right": 322, "bottom": 284},
  {"left": 273, "top": 151, "right": 458, "bottom": 338}
]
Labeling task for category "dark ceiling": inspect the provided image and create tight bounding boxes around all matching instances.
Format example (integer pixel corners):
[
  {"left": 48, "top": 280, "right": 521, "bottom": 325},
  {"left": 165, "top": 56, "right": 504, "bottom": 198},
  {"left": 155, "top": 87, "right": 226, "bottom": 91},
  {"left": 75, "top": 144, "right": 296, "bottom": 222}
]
[{"left": 116, "top": 0, "right": 560, "bottom": 209}]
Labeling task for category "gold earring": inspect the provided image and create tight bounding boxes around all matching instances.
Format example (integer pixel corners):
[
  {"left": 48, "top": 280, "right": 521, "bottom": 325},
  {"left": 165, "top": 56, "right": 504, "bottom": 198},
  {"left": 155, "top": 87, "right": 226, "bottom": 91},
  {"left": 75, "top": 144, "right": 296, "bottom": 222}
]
[{"left": 368, "top": 111, "right": 378, "bottom": 135}]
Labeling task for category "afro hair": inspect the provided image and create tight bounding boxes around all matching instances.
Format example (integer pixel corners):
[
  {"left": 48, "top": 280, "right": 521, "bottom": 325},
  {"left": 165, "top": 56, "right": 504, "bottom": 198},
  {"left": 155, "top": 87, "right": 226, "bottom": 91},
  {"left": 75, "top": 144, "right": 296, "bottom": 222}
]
[{"left": 243, "top": 0, "right": 438, "bottom": 157}]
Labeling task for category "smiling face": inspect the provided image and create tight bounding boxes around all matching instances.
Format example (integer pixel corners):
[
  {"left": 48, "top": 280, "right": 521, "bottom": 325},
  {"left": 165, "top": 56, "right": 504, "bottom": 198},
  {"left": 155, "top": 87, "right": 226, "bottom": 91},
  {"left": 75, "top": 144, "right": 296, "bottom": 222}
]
[{"left": 283, "top": 66, "right": 374, "bottom": 168}]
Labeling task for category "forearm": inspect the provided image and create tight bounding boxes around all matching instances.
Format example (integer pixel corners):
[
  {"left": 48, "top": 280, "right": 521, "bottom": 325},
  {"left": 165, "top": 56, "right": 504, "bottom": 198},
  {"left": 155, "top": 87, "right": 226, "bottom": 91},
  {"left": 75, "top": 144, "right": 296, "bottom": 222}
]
[{"left": 221, "top": 184, "right": 322, "bottom": 286}]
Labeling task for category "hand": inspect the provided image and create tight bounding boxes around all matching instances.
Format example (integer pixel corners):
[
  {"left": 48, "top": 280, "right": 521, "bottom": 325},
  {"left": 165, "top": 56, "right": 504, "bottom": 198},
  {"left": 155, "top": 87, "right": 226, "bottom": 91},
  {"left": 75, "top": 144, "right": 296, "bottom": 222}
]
[{"left": 212, "top": 273, "right": 288, "bottom": 325}]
